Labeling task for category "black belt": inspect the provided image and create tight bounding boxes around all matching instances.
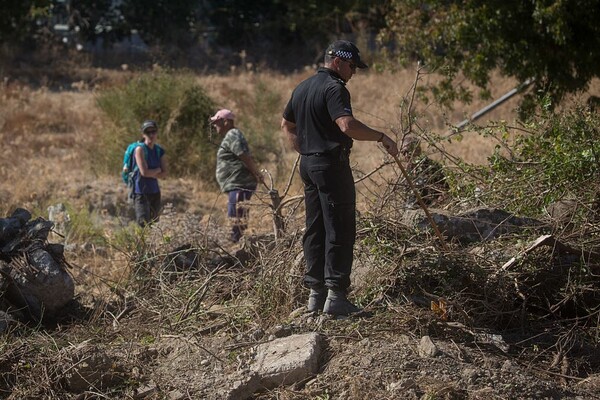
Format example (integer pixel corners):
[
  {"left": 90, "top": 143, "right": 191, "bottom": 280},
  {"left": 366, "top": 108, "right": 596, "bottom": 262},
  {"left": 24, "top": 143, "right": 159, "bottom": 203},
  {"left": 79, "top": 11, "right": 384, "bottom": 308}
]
[{"left": 304, "top": 146, "right": 350, "bottom": 157}]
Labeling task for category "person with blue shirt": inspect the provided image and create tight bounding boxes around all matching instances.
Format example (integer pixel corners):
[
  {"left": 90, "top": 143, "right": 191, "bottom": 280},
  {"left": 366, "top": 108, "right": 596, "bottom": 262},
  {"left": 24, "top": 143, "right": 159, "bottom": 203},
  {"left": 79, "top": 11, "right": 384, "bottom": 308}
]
[{"left": 132, "top": 120, "right": 167, "bottom": 226}]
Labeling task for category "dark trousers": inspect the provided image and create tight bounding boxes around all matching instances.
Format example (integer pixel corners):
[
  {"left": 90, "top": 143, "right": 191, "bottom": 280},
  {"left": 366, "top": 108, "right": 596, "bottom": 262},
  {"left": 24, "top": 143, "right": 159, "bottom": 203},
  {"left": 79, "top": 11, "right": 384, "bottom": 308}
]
[
  {"left": 133, "top": 192, "right": 161, "bottom": 227},
  {"left": 227, "top": 188, "right": 255, "bottom": 242},
  {"left": 300, "top": 150, "right": 356, "bottom": 290}
]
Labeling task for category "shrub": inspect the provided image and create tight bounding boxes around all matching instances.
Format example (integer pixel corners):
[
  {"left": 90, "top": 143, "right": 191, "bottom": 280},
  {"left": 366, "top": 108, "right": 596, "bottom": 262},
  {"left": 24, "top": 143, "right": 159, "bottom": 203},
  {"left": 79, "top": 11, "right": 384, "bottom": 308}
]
[
  {"left": 94, "top": 69, "right": 216, "bottom": 180},
  {"left": 226, "top": 78, "right": 286, "bottom": 180},
  {"left": 483, "top": 102, "right": 600, "bottom": 216},
  {"left": 63, "top": 204, "right": 106, "bottom": 245}
]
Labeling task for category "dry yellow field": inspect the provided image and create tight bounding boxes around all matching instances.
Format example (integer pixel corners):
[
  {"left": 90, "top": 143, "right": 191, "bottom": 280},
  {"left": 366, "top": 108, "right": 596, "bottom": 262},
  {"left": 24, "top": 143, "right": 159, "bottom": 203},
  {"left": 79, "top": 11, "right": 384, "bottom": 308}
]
[{"left": 1, "top": 67, "right": 597, "bottom": 218}]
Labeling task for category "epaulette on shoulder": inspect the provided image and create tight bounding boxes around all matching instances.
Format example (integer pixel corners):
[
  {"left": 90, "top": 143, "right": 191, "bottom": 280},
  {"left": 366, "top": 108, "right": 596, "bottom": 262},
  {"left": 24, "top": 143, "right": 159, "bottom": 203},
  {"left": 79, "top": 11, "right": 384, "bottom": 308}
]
[{"left": 333, "top": 77, "right": 346, "bottom": 86}]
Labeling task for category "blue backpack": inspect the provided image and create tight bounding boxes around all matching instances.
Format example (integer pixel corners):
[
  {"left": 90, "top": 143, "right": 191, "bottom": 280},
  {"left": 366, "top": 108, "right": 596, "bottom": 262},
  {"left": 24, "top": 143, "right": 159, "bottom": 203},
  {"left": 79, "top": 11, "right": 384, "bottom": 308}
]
[{"left": 122, "top": 141, "right": 143, "bottom": 184}]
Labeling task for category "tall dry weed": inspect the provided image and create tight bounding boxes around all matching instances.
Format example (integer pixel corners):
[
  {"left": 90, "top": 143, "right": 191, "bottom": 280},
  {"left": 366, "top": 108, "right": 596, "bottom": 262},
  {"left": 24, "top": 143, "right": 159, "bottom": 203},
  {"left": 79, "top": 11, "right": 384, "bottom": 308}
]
[{"left": 0, "top": 86, "right": 101, "bottom": 215}]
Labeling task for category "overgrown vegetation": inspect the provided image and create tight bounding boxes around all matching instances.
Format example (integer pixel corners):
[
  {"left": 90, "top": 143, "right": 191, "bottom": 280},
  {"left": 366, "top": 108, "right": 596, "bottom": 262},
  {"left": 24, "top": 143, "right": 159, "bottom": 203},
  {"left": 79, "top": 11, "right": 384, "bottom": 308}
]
[
  {"left": 93, "top": 70, "right": 283, "bottom": 186},
  {"left": 95, "top": 69, "right": 217, "bottom": 179},
  {"left": 232, "top": 79, "right": 287, "bottom": 176},
  {"left": 340, "top": 87, "right": 600, "bottom": 378},
  {"left": 486, "top": 101, "right": 600, "bottom": 216}
]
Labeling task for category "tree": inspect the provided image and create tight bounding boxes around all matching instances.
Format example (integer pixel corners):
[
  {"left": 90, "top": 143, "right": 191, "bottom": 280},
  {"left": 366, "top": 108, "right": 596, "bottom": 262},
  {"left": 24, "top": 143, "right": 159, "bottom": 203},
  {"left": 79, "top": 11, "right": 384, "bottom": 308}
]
[
  {"left": 0, "top": 0, "right": 49, "bottom": 43},
  {"left": 202, "top": 0, "right": 387, "bottom": 68},
  {"left": 66, "top": 0, "right": 127, "bottom": 47},
  {"left": 52, "top": 0, "right": 201, "bottom": 50},
  {"left": 119, "top": 0, "right": 201, "bottom": 48},
  {"left": 380, "top": 0, "right": 600, "bottom": 113}
]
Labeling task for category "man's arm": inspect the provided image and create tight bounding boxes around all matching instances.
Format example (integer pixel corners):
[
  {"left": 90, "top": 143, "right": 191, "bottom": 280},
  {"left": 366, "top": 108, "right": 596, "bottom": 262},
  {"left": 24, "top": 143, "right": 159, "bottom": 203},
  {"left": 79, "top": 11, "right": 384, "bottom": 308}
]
[
  {"left": 238, "top": 153, "right": 265, "bottom": 184},
  {"left": 336, "top": 115, "right": 398, "bottom": 156},
  {"left": 281, "top": 118, "right": 301, "bottom": 153}
]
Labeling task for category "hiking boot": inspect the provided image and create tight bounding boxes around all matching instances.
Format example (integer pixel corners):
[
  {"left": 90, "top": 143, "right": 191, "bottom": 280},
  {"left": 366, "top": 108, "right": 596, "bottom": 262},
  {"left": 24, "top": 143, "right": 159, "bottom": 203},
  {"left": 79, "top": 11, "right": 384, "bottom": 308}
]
[
  {"left": 323, "top": 289, "right": 361, "bottom": 316},
  {"left": 307, "top": 286, "right": 328, "bottom": 312}
]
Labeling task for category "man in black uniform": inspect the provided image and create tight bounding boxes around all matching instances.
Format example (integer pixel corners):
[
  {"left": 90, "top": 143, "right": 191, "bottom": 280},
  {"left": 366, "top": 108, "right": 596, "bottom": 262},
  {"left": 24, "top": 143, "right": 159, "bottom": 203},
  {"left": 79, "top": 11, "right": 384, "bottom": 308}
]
[{"left": 281, "top": 40, "right": 399, "bottom": 316}]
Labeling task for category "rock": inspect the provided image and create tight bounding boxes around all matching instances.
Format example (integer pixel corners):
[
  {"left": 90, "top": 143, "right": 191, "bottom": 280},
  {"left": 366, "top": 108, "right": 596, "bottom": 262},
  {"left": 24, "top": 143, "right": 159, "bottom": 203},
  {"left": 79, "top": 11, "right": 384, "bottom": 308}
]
[
  {"left": 501, "top": 360, "right": 513, "bottom": 371},
  {"left": 223, "top": 372, "right": 261, "bottom": 400},
  {"left": 252, "top": 332, "right": 324, "bottom": 389},
  {"left": 474, "top": 332, "right": 509, "bottom": 352},
  {"left": 403, "top": 207, "right": 545, "bottom": 243},
  {"left": 47, "top": 203, "right": 71, "bottom": 239},
  {"left": 418, "top": 335, "right": 439, "bottom": 357},
  {"left": 268, "top": 324, "right": 293, "bottom": 338},
  {"left": 61, "top": 343, "right": 124, "bottom": 393},
  {"left": 545, "top": 199, "right": 578, "bottom": 228},
  {"left": 133, "top": 381, "right": 158, "bottom": 399},
  {"left": 250, "top": 328, "right": 265, "bottom": 341},
  {"left": 168, "top": 389, "right": 186, "bottom": 400}
]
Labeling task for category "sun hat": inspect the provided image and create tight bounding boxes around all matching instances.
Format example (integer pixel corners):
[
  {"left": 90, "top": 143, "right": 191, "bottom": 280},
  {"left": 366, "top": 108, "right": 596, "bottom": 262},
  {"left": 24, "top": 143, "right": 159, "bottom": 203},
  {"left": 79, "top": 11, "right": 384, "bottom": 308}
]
[
  {"left": 325, "top": 40, "right": 368, "bottom": 69},
  {"left": 141, "top": 120, "right": 158, "bottom": 133},
  {"left": 210, "top": 109, "right": 235, "bottom": 122}
]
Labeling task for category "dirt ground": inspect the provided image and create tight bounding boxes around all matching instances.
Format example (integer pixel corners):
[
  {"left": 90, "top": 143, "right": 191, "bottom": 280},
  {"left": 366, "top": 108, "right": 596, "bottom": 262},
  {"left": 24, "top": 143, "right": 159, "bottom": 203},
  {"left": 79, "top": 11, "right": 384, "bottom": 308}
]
[{"left": 47, "top": 179, "right": 599, "bottom": 400}]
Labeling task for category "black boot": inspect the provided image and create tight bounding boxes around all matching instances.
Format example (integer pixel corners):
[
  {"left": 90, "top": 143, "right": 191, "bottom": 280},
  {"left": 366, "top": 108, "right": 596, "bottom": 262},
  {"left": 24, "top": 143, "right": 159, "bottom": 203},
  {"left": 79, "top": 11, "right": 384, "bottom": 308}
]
[
  {"left": 307, "top": 286, "right": 327, "bottom": 312},
  {"left": 323, "top": 289, "right": 361, "bottom": 316}
]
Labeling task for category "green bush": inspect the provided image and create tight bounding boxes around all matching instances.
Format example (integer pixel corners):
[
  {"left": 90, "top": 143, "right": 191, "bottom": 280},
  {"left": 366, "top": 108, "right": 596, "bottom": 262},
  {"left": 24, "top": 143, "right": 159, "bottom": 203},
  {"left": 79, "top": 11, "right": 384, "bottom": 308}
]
[
  {"left": 227, "top": 78, "right": 286, "bottom": 180},
  {"left": 94, "top": 70, "right": 216, "bottom": 180},
  {"left": 64, "top": 204, "right": 106, "bottom": 245},
  {"left": 483, "top": 102, "right": 600, "bottom": 216},
  {"left": 239, "top": 80, "right": 283, "bottom": 159}
]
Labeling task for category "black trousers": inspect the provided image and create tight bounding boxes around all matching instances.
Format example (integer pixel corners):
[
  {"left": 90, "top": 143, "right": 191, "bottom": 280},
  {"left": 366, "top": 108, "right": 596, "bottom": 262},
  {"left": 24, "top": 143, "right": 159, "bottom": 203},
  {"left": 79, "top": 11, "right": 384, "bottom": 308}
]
[
  {"left": 133, "top": 192, "right": 161, "bottom": 227},
  {"left": 300, "top": 149, "right": 356, "bottom": 291}
]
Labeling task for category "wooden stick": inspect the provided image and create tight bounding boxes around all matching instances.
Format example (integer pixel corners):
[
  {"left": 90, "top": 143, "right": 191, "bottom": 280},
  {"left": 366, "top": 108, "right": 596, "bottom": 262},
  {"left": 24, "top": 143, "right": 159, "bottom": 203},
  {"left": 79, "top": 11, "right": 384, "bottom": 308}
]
[{"left": 392, "top": 154, "right": 449, "bottom": 251}]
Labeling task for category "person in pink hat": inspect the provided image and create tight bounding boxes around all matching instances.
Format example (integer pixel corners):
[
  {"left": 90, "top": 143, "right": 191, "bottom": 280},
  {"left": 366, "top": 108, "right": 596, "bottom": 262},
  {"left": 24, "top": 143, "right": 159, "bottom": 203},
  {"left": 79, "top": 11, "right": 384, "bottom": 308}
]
[{"left": 210, "top": 109, "right": 264, "bottom": 242}]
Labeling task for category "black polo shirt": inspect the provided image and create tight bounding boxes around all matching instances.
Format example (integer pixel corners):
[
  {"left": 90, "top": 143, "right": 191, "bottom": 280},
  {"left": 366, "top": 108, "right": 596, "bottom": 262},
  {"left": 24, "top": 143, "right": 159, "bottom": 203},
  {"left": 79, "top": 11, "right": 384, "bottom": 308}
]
[{"left": 283, "top": 67, "right": 354, "bottom": 155}]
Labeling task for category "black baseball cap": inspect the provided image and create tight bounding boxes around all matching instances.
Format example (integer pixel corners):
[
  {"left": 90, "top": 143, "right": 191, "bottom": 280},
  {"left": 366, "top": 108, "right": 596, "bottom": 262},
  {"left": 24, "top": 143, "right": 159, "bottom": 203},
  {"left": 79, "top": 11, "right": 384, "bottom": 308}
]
[
  {"left": 325, "top": 40, "right": 368, "bottom": 69},
  {"left": 141, "top": 120, "right": 158, "bottom": 133}
]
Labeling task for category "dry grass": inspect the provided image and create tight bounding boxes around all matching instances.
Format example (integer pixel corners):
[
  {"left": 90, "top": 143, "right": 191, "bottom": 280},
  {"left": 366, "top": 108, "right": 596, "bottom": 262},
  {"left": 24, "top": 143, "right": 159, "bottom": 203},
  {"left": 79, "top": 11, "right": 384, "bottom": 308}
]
[{"left": 0, "top": 86, "right": 104, "bottom": 214}]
